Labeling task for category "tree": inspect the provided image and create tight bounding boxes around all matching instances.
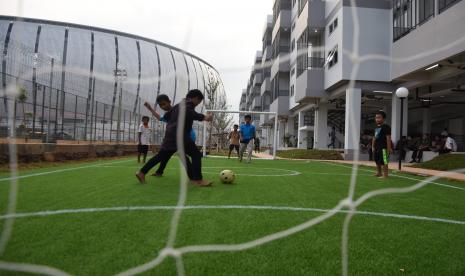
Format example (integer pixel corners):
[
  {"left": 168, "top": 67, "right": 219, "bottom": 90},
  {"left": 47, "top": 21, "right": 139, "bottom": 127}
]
[
  {"left": 16, "top": 86, "right": 30, "bottom": 139},
  {"left": 204, "top": 72, "right": 232, "bottom": 152}
]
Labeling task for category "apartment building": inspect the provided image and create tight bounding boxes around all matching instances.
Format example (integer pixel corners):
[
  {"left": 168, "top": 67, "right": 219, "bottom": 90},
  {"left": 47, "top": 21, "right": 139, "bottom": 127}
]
[{"left": 240, "top": 0, "right": 465, "bottom": 157}]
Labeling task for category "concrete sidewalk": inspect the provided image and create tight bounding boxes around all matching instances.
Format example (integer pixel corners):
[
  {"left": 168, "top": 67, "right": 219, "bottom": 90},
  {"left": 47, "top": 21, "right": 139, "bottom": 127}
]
[{"left": 252, "top": 152, "right": 465, "bottom": 182}]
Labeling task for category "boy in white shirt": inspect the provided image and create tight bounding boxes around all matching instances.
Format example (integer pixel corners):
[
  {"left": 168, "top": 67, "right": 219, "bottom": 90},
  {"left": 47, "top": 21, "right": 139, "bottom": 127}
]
[{"left": 138, "top": 116, "right": 151, "bottom": 163}]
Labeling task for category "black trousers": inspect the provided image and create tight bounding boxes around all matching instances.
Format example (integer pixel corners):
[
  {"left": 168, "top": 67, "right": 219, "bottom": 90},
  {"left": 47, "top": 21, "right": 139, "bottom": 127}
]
[
  {"left": 139, "top": 141, "right": 202, "bottom": 180},
  {"left": 140, "top": 150, "right": 175, "bottom": 175}
]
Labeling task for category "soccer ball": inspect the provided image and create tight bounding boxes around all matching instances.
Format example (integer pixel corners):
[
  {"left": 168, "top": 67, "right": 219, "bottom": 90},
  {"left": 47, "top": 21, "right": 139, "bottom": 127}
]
[{"left": 220, "top": 170, "right": 235, "bottom": 184}]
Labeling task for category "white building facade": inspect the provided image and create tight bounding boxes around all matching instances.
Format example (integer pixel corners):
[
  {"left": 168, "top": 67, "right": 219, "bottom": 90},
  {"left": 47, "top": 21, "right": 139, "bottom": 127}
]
[{"left": 240, "top": 0, "right": 465, "bottom": 158}]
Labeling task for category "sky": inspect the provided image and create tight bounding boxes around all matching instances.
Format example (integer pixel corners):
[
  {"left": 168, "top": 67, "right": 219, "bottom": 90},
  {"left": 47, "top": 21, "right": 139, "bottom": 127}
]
[{"left": 0, "top": 0, "right": 273, "bottom": 115}]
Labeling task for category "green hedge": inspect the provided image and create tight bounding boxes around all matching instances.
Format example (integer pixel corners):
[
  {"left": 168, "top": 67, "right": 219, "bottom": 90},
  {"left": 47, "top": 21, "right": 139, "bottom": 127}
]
[
  {"left": 412, "top": 154, "right": 465, "bottom": 172},
  {"left": 277, "top": 149, "right": 343, "bottom": 160}
]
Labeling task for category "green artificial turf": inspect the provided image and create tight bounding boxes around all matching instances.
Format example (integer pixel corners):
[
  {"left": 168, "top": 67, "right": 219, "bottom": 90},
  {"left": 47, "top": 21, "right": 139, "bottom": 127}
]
[
  {"left": 0, "top": 156, "right": 464, "bottom": 275},
  {"left": 412, "top": 153, "right": 465, "bottom": 172},
  {"left": 277, "top": 149, "right": 343, "bottom": 160}
]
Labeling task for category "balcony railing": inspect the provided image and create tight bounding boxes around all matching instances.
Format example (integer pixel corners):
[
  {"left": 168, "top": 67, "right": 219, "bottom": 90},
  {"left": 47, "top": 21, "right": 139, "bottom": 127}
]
[
  {"left": 297, "top": 57, "right": 324, "bottom": 77},
  {"left": 393, "top": 0, "right": 435, "bottom": 42}
]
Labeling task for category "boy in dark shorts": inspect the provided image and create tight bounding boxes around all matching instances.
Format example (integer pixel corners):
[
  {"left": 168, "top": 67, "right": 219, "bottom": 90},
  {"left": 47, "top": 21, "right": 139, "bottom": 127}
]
[
  {"left": 137, "top": 116, "right": 151, "bottom": 163},
  {"left": 372, "top": 111, "right": 392, "bottom": 179},
  {"left": 143, "top": 95, "right": 196, "bottom": 176},
  {"left": 227, "top": 124, "right": 240, "bottom": 159},
  {"left": 136, "top": 89, "right": 213, "bottom": 186}
]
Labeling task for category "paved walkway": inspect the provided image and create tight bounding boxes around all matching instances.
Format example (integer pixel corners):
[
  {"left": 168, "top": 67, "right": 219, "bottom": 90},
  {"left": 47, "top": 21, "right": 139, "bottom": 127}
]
[{"left": 253, "top": 152, "right": 465, "bottom": 182}]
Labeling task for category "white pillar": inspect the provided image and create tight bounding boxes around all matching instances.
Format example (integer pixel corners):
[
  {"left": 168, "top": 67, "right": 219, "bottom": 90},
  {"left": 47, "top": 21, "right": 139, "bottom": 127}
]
[
  {"left": 422, "top": 108, "right": 431, "bottom": 135},
  {"left": 297, "top": 111, "right": 307, "bottom": 149},
  {"left": 279, "top": 120, "right": 286, "bottom": 148},
  {"left": 314, "top": 103, "right": 328, "bottom": 149},
  {"left": 286, "top": 116, "right": 294, "bottom": 136},
  {"left": 344, "top": 88, "right": 362, "bottom": 156},
  {"left": 391, "top": 95, "right": 408, "bottom": 144}
]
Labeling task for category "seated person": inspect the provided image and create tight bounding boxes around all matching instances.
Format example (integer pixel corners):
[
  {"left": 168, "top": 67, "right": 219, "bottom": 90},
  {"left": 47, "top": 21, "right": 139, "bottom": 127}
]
[
  {"left": 411, "top": 134, "right": 431, "bottom": 163},
  {"left": 431, "top": 135, "right": 443, "bottom": 152}
]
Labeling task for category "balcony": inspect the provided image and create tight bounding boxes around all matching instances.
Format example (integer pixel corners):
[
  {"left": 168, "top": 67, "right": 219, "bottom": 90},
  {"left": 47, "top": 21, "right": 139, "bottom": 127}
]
[
  {"left": 253, "top": 73, "right": 263, "bottom": 87},
  {"left": 260, "top": 113, "right": 272, "bottom": 126},
  {"left": 296, "top": 0, "right": 325, "bottom": 34},
  {"left": 252, "top": 95, "right": 262, "bottom": 110},
  {"left": 239, "top": 102, "right": 247, "bottom": 111},
  {"left": 272, "top": 10, "right": 291, "bottom": 40},
  {"left": 262, "top": 45, "right": 272, "bottom": 62},
  {"left": 271, "top": 52, "right": 290, "bottom": 78},
  {"left": 295, "top": 65, "right": 325, "bottom": 102},
  {"left": 250, "top": 86, "right": 261, "bottom": 97},
  {"left": 261, "top": 77, "right": 271, "bottom": 96},
  {"left": 270, "top": 96, "right": 290, "bottom": 119}
]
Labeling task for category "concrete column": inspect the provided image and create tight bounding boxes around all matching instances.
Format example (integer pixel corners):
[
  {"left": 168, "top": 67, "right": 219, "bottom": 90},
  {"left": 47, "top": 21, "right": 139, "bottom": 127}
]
[
  {"left": 286, "top": 116, "right": 295, "bottom": 136},
  {"left": 279, "top": 120, "right": 286, "bottom": 148},
  {"left": 314, "top": 103, "right": 328, "bottom": 149},
  {"left": 344, "top": 88, "right": 362, "bottom": 156},
  {"left": 297, "top": 111, "right": 307, "bottom": 149},
  {"left": 391, "top": 95, "right": 408, "bottom": 144},
  {"left": 422, "top": 108, "right": 431, "bottom": 135}
]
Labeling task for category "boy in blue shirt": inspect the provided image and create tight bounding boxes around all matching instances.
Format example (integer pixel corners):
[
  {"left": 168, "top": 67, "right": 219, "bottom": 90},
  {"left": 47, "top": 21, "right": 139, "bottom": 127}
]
[
  {"left": 142, "top": 94, "right": 196, "bottom": 177},
  {"left": 239, "top": 115, "right": 256, "bottom": 163}
]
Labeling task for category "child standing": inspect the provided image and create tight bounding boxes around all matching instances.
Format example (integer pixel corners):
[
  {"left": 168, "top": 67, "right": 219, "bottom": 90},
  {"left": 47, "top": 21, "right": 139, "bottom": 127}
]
[
  {"left": 136, "top": 90, "right": 213, "bottom": 186},
  {"left": 372, "top": 111, "right": 392, "bottom": 179},
  {"left": 137, "top": 116, "right": 151, "bottom": 163},
  {"left": 239, "top": 115, "right": 256, "bottom": 163},
  {"left": 227, "top": 124, "right": 240, "bottom": 159}
]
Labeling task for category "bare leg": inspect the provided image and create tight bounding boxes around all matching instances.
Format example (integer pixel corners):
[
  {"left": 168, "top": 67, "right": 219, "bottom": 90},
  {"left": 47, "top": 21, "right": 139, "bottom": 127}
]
[
  {"left": 382, "top": 165, "right": 389, "bottom": 178},
  {"left": 374, "top": 165, "right": 382, "bottom": 177}
]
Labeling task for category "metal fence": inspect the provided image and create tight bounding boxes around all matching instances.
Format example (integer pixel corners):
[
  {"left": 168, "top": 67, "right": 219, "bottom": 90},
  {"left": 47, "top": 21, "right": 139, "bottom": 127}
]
[{"left": 0, "top": 74, "right": 168, "bottom": 144}]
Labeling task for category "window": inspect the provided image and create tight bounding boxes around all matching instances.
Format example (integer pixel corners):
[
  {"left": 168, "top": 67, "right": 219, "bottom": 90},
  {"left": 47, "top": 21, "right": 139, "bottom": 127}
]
[
  {"left": 328, "top": 17, "right": 338, "bottom": 36},
  {"left": 291, "top": 67, "right": 296, "bottom": 76},
  {"left": 291, "top": 85, "right": 295, "bottom": 97},
  {"left": 326, "top": 45, "right": 338, "bottom": 69},
  {"left": 393, "top": 0, "right": 435, "bottom": 42},
  {"left": 297, "top": 28, "right": 324, "bottom": 76},
  {"left": 438, "top": 0, "right": 462, "bottom": 13},
  {"left": 291, "top": 39, "right": 295, "bottom": 52}
]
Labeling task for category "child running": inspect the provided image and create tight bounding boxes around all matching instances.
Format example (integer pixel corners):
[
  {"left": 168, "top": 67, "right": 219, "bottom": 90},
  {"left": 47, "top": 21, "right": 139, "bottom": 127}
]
[
  {"left": 227, "top": 124, "right": 240, "bottom": 159},
  {"left": 372, "top": 110, "right": 392, "bottom": 179},
  {"left": 136, "top": 89, "right": 213, "bottom": 186},
  {"left": 239, "top": 115, "right": 256, "bottom": 163},
  {"left": 137, "top": 116, "right": 151, "bottom": 163},
  {"left": 143, "top": 94, "right": 196, "bottom": 176}
]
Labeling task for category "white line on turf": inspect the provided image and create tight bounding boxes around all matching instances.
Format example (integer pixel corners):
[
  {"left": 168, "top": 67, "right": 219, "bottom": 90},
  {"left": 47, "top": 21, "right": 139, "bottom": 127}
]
[
  {"left": 0, "top": 261, "right": 70, "bottom": 276},
  {"left": 324, "top": 161, "right": 465, "bottom": 191},
  {"left": 95, "top": 165, "right": 302, "bottom": 177},
  {"left": 1, "top": 205, "right": 464, "bottom": 225},
  {"left": 0, "top": 159, "right": 132, "bottom": 182}
]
